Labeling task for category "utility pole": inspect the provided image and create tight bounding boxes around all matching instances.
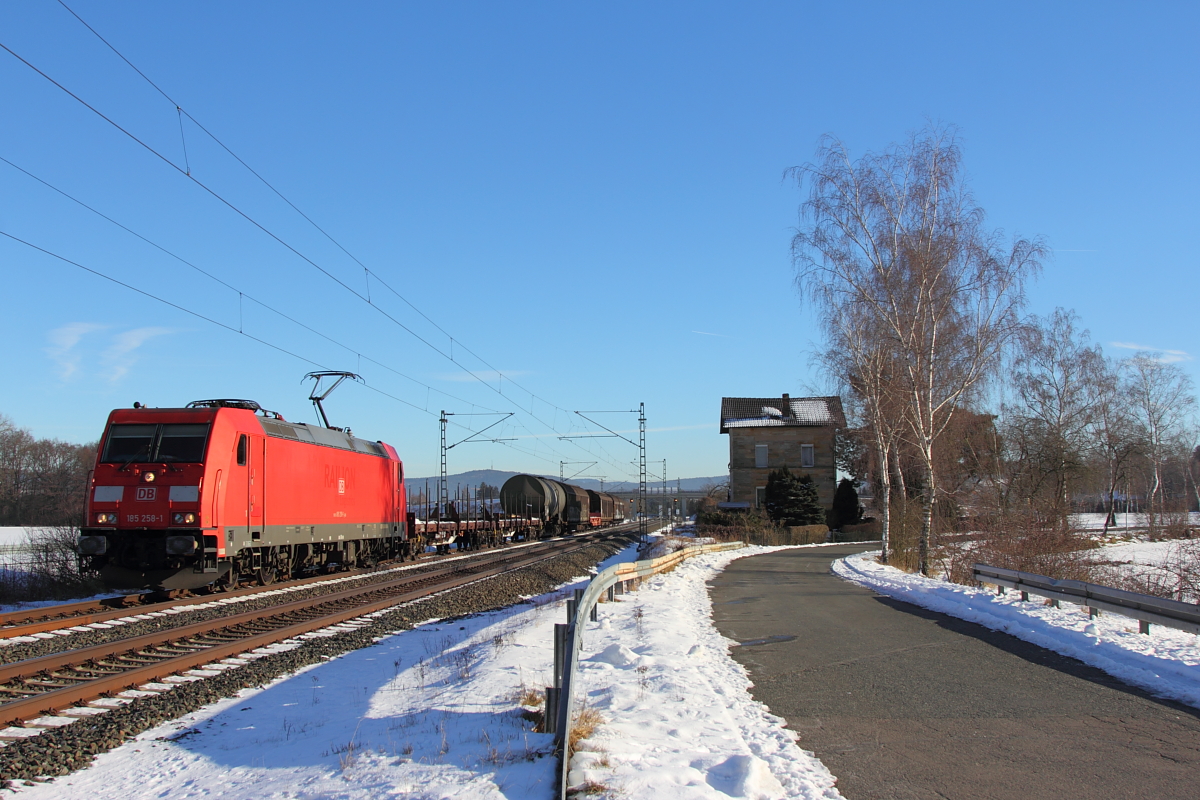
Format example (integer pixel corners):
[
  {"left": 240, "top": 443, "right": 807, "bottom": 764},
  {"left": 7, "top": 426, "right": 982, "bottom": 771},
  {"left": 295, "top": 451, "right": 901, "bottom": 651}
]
[
  {"left": 561, "top": 403, "right": 647, "bottom": 540},
  {"left": 439, "top": 411, "right": 448, "bottom": 517},
  {"left": 639, "top": 403, "right": 647, "bottom": 538},
  {"left": 661, "top": 459, "right": 667, "bottom": 519},
  {"left": 439, "top": 410, "right": 514, "bottom": 519}
]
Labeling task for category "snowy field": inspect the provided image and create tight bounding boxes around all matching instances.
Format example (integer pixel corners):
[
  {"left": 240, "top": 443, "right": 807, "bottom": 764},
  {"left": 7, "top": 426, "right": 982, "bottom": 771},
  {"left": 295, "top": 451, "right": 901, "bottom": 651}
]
[
  {"left": 1072, "top": 511, "right": 1200, "bottom": 532},
  {"left": 835, "top": 551, "right": 1200, "bottom": 710},
  {"left": 0, "top": 529, "right": 30, "bottom": 548},
  {"left": 13, "top": 541, "right": 840, "bottom": 800}
]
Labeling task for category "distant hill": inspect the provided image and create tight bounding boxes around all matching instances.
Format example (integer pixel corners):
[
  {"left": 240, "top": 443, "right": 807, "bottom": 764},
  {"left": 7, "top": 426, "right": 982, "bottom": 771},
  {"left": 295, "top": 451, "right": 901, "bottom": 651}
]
[{"left": 405, "top": 470, "right": 726, "bottom": 497}]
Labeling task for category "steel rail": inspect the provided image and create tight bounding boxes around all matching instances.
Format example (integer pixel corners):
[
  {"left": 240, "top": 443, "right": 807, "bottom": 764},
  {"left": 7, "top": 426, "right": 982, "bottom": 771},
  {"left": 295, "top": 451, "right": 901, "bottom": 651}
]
[
  {"left": 0, "top": 523, "right": 638, "bottom": 640},
  {"left": 0, "top": 528, "right": 633, "bottom": 729}
]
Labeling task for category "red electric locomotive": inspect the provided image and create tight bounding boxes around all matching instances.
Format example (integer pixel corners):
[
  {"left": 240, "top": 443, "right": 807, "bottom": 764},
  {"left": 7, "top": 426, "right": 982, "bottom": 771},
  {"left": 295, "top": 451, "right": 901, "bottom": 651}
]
[{"left": 78, "top": 398, "right": 410, "bottom": 591}]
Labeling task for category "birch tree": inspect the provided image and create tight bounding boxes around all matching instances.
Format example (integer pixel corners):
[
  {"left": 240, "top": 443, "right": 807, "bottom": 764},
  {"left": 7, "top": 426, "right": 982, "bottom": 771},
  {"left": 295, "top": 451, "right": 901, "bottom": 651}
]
[
  {"left": 817, "top": 308, "right": 904, "bottom": 562},
  {"left": 1124, "top": 354, "right": 1196, "bottom": 531},
  {"left": 792, "top": 125, "right": 1044, "bottom": 574}
]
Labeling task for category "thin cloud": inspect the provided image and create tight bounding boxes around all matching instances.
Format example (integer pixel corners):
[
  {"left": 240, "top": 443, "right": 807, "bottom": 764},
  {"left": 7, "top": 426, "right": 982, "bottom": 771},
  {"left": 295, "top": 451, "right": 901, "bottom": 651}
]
[
  {"left": 102, "top": 327, "right": 174, "bottom": 382},
  {"left": 437, "top": 370, "right": 529, "bottom": 383},
  {"left": 692, "top": 330, "right": 730, "bottom": 338},
  {"left": 1110, "top": 342, "right": 1193, "bottom": 363},
  {"left": 482, "top": 423, "right": 712, "bottom": 441},
  {"left": 1051, "top": 249, "right": 1099, "bottom": 252},
  {"left": 46, "top": 322, "right": 107, "bottom": 379}
]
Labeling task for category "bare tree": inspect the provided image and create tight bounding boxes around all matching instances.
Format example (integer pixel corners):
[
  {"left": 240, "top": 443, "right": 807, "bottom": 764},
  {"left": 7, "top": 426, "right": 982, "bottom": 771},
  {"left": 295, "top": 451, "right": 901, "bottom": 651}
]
[
  {"left": 0, "top": 415, "right": 95, "bottom": 527},
  {"left": 817, "top": 309, "right": 904, "bottom": 562},
  {"left": 1189, "top": 441, "right": 1200, "bottom": 514},
  {"left": 792, "top": 124, "right": 1044, "bottom": 574},
  {"left": 1084, "top": 357, "right": 1140, "bottom": 532},
  {"left": 1125, "top": 355, "right": 1197, "bottom": 531},
  {"left": 1002, "top": 309, "right": 1106, "bottom": 525}
]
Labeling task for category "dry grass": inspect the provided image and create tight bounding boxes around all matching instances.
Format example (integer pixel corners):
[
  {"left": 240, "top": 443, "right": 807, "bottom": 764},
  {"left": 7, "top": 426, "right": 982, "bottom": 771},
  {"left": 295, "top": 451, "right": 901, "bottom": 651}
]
[
  {"left": 567, "top": 780, "right": 614, "bottom": 797},
  {"left": 515, "top": 686, "right": 544, "bottom": 707},
  {"left": 513, "top": 686, "right": 546, "bottom": 732},
  {"left": 568, "top": 706, "right": 604, "bottom": 752}
]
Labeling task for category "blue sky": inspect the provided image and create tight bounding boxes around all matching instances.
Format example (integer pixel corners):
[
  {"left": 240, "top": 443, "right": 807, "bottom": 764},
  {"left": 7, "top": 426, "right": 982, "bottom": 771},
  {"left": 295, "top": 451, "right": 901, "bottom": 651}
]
[{"left": 1, "top": 1, "right": 1196, "bottom": 483}]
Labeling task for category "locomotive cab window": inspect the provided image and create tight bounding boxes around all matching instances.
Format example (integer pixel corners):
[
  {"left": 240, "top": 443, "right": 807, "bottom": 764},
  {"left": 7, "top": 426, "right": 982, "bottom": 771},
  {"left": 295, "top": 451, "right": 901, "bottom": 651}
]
[
  {"left": 101, "top": 422, "right": 212, "bottom": 464},
  {"left": 158, "top": 424, "right": 210, "bottom": 463},
  {"left": 101, "top": 424, "right": 157, "bottom": 463},
  {"left": 236, "top": 434, "right": 247, "bottom": 466}
]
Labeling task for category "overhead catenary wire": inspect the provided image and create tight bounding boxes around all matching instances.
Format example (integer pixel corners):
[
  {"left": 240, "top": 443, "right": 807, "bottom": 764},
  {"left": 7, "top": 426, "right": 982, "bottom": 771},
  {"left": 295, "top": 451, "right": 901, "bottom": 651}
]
[
  {"left": 44, "top": 4, "right": 635, "bottom": 472},
  {"left": 1, "top": 28, "right": 635, "bottom": 477},
  {"left": 0, "top": 230, "right": 574, "bottom": 470},
  {"left": 0, "top": 154, "right": 503, "bottom": 417}
]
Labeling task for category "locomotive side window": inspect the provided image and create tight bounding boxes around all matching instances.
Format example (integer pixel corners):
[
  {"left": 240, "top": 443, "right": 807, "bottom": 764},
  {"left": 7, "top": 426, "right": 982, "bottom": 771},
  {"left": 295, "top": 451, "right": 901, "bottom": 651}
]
[
  {"left": 158, "top": 424, "right": 210, "bottom": 463},
  {"left": 236, "top": 434, "right": 247, "bottom": 466},
  {"left": 101, "top": 424, "right": 157, "bottom": 463}
]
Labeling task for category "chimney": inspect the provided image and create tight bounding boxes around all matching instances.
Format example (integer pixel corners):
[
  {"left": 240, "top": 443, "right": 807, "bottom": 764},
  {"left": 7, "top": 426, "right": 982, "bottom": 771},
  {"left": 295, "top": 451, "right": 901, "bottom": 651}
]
[{"left": 782, "top": 393, "right": 790, "bottom": 419}]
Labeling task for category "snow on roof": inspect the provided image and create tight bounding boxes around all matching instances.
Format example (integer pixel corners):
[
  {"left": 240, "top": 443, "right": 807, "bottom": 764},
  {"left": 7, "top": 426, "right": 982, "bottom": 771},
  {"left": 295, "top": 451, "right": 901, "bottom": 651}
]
[{"left": 719, "top": 395, "right": 844, "bottom": 433}]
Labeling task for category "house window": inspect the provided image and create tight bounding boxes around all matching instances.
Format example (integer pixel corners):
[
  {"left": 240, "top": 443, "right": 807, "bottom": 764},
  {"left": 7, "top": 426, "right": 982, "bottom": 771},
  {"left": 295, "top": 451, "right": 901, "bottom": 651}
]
[
  {"left": 755, "top": 444, "right": 768, "bottom": 468},
  {"left": 755, "top": 487, "right": 765, "bottom": 508},
  {"left": 801, "top": 444, "right": 814, "bottom": 468}
]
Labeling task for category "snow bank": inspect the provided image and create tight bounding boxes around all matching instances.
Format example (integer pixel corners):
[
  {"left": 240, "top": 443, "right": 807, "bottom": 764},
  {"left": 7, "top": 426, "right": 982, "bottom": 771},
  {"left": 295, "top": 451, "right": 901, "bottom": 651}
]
[
  {"left": 834, "top": 551, "right": 1200, "bottom": 709},
  {"left": 568, "top": 545, "right": 841, "bottom": 799}
]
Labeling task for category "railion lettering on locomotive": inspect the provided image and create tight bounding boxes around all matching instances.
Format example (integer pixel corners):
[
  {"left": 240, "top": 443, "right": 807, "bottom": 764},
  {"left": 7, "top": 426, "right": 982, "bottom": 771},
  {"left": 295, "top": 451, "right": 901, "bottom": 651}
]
[{"left": 324, "top": 464, "right": 356, "bottom": 494}]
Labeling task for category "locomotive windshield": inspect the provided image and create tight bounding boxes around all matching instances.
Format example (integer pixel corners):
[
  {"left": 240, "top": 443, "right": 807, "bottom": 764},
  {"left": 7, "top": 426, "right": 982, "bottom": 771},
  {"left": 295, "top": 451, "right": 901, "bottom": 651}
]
[
  {"left": 100, "top": 423, "right": 211, "bottom": 464},
  {"left": 158, "top": 424, "right": 209, "bottom": 462}
]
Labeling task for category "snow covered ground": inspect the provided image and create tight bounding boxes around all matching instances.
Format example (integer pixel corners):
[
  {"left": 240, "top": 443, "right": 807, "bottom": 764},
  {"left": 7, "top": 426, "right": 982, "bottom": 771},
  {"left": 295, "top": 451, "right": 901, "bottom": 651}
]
[
  {"left": 1072, "top": 511, "right": 1200, "bottom": 532},
  {"left": 13, "top": 541, "right": 840, "bottom": 800},
  {"left": 0, "top": 529, "right": 29, "bottom": 548},
  {"left": 834, "top": 551, "right": 1200, "bottom": 710},
  {"left": 565, "top": 546, "right": 839, "bottom": 799}
]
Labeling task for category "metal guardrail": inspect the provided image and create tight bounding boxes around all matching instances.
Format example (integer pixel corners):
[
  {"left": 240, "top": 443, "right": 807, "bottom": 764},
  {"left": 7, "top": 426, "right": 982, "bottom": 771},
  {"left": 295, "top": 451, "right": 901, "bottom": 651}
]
[
  {"left": 973, "top": 563, "right": 1200, "bottom": 636},
  {"left": 549, "top": 540, "right": 745, "bottom": 799}
]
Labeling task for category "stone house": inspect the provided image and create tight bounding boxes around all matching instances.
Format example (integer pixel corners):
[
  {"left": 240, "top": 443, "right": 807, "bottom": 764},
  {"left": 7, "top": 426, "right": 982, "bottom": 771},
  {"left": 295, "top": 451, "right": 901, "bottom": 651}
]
[{"left": 719, "top": 394, "right": 845, "bottom": 510}]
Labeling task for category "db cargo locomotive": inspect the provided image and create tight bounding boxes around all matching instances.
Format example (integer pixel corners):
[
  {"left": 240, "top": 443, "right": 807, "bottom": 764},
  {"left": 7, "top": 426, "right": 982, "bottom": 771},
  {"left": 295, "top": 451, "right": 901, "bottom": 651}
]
[
  {"left": 78, "top": 389, "right": 631, "bottom": 592},
  {"left": 78, "top": 398, "right": 410, "bottom": 591},
  {"left": 499, "top": 474, "right": 625, "bottom": 534}
]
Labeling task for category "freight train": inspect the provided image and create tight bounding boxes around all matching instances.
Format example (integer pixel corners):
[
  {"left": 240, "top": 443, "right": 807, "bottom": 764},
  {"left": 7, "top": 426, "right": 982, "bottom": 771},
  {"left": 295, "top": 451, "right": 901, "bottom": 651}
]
[
  {"left": 77, "top": 398, "right": 627, "bottom": 591},
  {"left": 498, "top": 474, "right": 625, "bottom": 535}
]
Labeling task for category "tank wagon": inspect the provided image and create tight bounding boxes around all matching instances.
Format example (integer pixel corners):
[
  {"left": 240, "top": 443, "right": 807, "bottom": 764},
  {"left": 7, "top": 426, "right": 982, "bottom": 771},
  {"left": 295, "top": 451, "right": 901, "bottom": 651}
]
[{"left": 499, "top": 474, "right": 625, "bottom": 535}]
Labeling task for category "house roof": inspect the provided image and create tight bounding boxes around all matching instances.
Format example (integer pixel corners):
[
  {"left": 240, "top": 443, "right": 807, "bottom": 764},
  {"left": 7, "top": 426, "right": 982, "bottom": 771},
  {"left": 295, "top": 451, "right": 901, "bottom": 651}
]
[{"left": 719, "top": 395, "right": 845, "bottom": 433}]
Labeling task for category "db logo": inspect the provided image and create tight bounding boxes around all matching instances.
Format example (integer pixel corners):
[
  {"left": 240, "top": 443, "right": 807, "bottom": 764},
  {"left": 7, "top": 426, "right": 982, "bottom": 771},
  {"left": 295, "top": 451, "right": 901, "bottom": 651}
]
[
  {"left": 136, "top": 487, "right": 157, "bottom": 501},
  {"left": 337, "top": 479, "right": 346, "bottom": 495}
]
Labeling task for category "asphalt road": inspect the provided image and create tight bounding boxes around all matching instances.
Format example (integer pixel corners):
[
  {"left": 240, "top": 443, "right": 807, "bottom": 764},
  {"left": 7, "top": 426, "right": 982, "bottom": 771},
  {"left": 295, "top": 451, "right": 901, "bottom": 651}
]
[{"left": 709, "top": 545, "right": 1200, "bottom": 800}]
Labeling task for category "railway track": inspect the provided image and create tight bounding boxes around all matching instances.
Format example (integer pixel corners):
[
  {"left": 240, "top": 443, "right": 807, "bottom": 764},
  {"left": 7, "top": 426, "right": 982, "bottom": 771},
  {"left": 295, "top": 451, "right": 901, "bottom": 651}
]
[
  {"left": 0, "top": 526, "right": 636, "bottom": 739},
  {"left": 0, "top": 526, "right": 637, "bottom": 645}
]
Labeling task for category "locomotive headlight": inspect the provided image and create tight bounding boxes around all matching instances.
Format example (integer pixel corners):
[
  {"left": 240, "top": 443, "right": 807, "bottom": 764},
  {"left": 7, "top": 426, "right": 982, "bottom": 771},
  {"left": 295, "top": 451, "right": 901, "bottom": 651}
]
[
  {"left": 95, "top": 512, "right": 117, "bottom": 525},
  {"left": 172, "top": 512, "right": 197, "bottom": 525},
  {"left": 165, "top": 535, "right": 198, "bottom": 555},
  {"left": 143, "top": 471, "right": 156, "bottom": 483},
  {"left": 78, "top": 535, "right": 108, "bottom": 555}
]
